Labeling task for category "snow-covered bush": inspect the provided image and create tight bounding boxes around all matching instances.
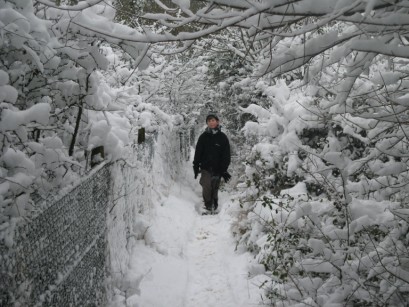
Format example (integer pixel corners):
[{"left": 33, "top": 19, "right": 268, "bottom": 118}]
[
  {"left": 0, "top": 0, "right": 151, "bottom": 247},
  {"left": 0, "top": 2, "right": 195, "bottom": 304},
  {"left": 238, "top": 187, "right": 409, "bottom": 306},
  {"left": 230, "top": 48, "right": 409, "bottom": 307}
]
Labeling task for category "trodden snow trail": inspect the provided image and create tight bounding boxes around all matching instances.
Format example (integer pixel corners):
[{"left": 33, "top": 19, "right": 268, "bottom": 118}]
[
  {"left": 121, "top": 180, "right": 264, "bottom": 307},
  {"left": 183, "top": 210, "right": 245, "bottom": 307}
]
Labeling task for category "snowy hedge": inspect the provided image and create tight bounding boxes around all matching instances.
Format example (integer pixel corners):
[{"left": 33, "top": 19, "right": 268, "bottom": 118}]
[
  {"left": 230, "top": 53, "right": 409, "bottom": 306},
  {"left": 0, "top": 0, "right": 153, "bottom": 220}
]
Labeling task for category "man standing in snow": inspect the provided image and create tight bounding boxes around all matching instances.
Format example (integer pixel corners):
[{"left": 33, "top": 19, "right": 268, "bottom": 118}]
[{"left": 193, "top": 114, "right": 231, "bottom": 213}]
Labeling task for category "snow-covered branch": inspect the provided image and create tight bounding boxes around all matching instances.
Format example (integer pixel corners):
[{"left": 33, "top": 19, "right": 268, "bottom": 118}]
[{"left": 34, "top": 0, "right": 104, "bottom": 11}]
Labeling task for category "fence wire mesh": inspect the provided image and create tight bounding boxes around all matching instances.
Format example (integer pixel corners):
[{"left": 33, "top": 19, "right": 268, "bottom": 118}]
[{"left": 0, "top": 165, "right": 110, "bottom": 306}]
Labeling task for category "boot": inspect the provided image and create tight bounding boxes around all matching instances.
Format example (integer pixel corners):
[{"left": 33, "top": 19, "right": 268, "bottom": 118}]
[
  {"left": 213, "top": 199, "right": 218, "bottom": 211},
  {"left": 204, "top": 201, "right": 212, "bottom": 211}
]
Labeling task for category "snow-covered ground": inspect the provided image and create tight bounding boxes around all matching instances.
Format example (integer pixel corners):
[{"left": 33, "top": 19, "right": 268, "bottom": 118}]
[{"left": 113, "top": 171, "right": 265, "bottom": 307}]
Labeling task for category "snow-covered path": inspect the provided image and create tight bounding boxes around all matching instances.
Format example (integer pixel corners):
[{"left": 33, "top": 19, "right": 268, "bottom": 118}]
[
  {"left": 183, "top": 209, "right": 249, "bottom": 307},
  {"left": 120, "top": 180, "right": 263, "bottom": 307}
]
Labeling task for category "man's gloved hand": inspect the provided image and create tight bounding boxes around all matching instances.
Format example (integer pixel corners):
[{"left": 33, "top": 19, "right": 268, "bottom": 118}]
[
  {"left": 222, "top": 172, "right": 231, "bottom": 183},
  {"left": 193, "top": 166, "right": 200, "bottom": 179}
]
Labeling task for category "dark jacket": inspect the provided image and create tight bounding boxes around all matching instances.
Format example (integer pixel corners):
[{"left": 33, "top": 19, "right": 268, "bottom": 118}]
[{"left": 193, "top": 127, "right": 230, "bottom": 175}]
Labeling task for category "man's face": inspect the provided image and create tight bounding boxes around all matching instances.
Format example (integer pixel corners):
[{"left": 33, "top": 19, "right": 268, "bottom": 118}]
[{"left": 207, "top": 118, "right": 219, "bottom": 129}]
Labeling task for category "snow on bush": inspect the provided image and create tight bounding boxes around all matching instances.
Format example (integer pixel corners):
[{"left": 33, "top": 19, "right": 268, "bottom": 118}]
[
  {"left": 0, "top": 0, "right": 166, "bottom": 248},
  {"left": 228, "top": 43, "right": 409, "bottom": 304}
]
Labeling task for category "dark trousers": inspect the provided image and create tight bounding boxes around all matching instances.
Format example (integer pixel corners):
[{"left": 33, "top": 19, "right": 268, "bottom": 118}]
[{"left": 199, "top": 170, "right": 221, "bottom": 209}]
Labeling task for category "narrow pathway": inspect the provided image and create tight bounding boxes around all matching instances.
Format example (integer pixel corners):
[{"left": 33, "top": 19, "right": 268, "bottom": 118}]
[
  {"left": 121, "top": 182, "right": 263, "bottom": 307},
  {"left": 183, "top": 213, "right": 248, "bottom": 307}
]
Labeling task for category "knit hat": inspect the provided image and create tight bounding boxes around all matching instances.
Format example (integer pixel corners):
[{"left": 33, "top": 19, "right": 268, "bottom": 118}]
[{"left": 206, "top": 114, "right": 219, "bottom": 122}]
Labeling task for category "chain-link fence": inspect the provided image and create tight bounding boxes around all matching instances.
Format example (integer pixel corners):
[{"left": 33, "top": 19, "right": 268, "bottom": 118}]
[
  {"left": 0, "top": 127, "right": 194, "bottom": 306},
  {"left": 0, "top": 165, "right": 110, "bottom": 306}
]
